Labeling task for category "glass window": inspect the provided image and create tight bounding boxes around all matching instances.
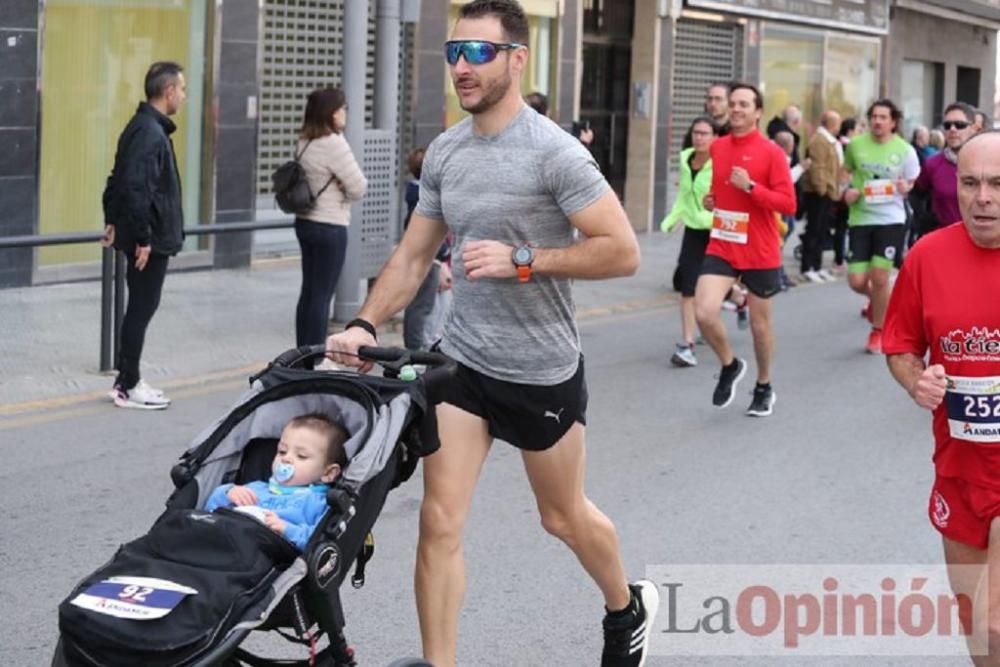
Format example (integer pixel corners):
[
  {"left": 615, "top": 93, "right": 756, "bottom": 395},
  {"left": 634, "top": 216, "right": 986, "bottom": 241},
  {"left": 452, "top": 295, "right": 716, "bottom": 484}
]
[
  {"left": 825, "top": 36, "right": 880, "bottom": 122},
  {"left": 901, "top": 59, "right": 943, "bottom": 137},
  {"left": 38, "top": 0, "right": 209, "bottom": 267},
  {"left": 760, "top": 26, "right": 824, "bottom": 140}
]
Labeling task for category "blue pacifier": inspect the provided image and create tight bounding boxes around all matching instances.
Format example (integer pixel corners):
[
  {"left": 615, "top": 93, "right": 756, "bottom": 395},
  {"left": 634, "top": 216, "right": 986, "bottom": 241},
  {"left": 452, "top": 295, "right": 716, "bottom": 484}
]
[{"left": 274, "top": 462, "right": 295, "bottom": 483}]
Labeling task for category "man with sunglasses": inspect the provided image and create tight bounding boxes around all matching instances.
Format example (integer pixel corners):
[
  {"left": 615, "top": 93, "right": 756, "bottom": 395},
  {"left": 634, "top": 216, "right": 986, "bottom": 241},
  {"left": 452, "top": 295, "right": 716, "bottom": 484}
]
[
  {"left": 841, "top": 99, "right": 920, "bottom": 355},
  {"left": 913, "top": 103, "right": 978, "bottom": 239},
  {"left": 325, "top": 2, "right": 654, "bottom": 666}
]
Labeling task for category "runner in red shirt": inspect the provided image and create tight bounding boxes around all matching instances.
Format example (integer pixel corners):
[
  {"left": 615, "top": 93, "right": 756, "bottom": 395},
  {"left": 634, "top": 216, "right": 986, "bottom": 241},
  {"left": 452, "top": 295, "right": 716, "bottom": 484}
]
[
  {"left": 695, "top": 82, "right": 796, "bottom": 417},
  {"left": 883, "top": 130, "right": 1000, "bottom": 656}
]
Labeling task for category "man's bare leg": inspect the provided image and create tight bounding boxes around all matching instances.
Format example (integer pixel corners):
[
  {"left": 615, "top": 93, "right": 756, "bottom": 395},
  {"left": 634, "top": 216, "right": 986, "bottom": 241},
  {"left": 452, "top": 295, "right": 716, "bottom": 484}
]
[
  {"left": 746, "top": 293, "right": 774, "bottom": 385},
  {"left": 681, "top": 296, "right": 696, "bottom": 345},
  {"left": 521, "top": 422, "right": 630, "bottom": 611},
  {"left": 847, "top": 271, "right": 871, "bottom": 296},
  {"left": 695, "top": 274, "right": 739, "bottom": 366},
  {"left": 415, "top": 403, "right": 492, "bottom": 667},
  {"left": 944, "top": 535, "right": 990, "bottom": 665},
  {"left": 867, "top": 266, "right": 891, "bottom": 328}
]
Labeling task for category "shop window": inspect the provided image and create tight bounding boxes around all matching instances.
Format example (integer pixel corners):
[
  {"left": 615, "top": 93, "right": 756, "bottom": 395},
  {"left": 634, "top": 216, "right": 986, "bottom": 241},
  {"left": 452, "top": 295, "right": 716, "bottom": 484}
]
[
  {"left": 38, "top": 0, "right": 209, "bottom": 268},
  {"left": 825, "top": 36, "right": 880, "bottom": 122},
  {"left": 761, "top": 26, "right": 823, "bottom": 144},
  {"left": 901, "top": 59, "right": 944, "bottom": 137}
]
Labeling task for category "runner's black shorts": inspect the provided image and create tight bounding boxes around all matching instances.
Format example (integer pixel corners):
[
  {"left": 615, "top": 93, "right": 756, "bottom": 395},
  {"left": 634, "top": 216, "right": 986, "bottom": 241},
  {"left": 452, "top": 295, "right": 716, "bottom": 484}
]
[
  {"left": 847, "top": 223, "right": 905, "bottom": 272},
  {"left": 678, "top": 227, "right": 711, "bottom": 297},
  {"left": 700, "top": 254, "right": 782, "bottom": 299},
  {"left": 436, "top": 355, "right": 588, "bottom": 452}
]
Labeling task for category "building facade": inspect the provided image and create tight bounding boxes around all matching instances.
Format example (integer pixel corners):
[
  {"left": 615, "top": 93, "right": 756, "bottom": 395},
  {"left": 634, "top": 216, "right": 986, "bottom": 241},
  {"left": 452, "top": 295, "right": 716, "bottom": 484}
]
[{"left": 1, "top": 0, "right": 997, "bottom": 288}]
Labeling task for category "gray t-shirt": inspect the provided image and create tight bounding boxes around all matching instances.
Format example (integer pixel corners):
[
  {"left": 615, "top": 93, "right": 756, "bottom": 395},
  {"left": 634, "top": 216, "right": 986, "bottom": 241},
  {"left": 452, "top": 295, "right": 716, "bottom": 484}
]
[{"left": 415, "top": 106, "right": 609, "bottom": 384}]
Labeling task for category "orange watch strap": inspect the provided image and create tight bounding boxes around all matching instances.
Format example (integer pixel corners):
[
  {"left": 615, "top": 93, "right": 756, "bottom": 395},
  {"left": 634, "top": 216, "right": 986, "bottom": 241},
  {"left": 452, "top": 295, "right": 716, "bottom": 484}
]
[{"left": 517, "top": 265, "right": 531, "bottom": 282}]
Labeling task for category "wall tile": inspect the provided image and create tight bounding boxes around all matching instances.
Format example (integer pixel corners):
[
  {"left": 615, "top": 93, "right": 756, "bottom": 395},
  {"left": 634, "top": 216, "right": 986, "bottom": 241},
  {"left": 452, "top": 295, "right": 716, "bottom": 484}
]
[
  {"left": 0, "top": 0, "right": 38, "bottom": 30},
  {"left": 0, "top": 30, "right": 36, "bottom": 80},
  {"left": 0, "top": 79, "right": 36, "bottom": 128},
  {"left": 216, "top": 126, "right": 257, "bottom": 211},
  {"left": 0, "top": 128, "right": 35, "bottom": 177},
  {"left": 218, "top": 81, "right": 259, "bottom": 128},
  {"left": 221, "top": 0, "right": 259, "bottom": 42},
  {"left": 220, "top": 41, "right": 258, "bottom": 85}
]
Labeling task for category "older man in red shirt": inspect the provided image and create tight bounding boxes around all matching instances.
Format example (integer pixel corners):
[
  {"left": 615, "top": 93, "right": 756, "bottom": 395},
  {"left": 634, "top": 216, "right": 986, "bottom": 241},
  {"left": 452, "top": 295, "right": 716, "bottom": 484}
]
[{"left": 695, "top": 82, "right": 796, "bottom": 417}]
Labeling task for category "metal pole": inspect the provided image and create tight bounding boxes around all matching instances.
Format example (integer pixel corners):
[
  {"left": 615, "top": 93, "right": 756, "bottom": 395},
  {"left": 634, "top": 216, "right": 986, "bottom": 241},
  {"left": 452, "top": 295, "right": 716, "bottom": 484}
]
[
  {"left": 113, "top": 251, "right": 126, "bottom": 370},
  {"left": 100, "top": 247, "right": 113, "bottom": 372},
  {"left": 333, "top": 0, "right": 370, "bottom": 322},
  {"left": 375, "top": 0, "right": 400, "bottom": 131}
]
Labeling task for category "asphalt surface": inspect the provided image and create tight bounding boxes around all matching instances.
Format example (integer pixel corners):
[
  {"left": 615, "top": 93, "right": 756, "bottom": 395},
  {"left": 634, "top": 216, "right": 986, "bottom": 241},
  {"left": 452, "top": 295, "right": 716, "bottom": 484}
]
[{"left": 0, "top": 233, "right": 970, "bottom": 666}]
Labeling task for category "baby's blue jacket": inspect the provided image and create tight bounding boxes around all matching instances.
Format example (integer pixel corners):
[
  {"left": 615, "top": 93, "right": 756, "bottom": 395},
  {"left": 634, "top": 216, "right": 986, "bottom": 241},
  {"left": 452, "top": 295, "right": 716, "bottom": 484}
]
[{"left": 205, "top": 479, "right": 330, "bottom": 551}]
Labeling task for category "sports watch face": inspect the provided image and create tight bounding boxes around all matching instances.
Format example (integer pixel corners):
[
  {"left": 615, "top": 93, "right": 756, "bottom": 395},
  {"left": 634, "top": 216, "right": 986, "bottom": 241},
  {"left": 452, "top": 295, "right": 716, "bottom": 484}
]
[{"left": 512, "top": 245, "right": 534, "bottom": 266}]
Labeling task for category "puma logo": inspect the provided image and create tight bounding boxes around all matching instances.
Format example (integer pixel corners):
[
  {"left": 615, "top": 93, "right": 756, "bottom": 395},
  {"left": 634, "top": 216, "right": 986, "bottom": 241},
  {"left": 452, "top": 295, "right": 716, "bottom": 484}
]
[{"left": 544, "top": 408, "right": 565, "bottom": 423}]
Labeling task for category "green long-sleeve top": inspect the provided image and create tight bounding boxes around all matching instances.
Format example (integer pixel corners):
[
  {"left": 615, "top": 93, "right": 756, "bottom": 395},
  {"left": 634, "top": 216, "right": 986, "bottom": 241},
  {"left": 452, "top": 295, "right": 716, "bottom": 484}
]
[{"left": 661, "top": 147, "right": 713, "bottom": 232}]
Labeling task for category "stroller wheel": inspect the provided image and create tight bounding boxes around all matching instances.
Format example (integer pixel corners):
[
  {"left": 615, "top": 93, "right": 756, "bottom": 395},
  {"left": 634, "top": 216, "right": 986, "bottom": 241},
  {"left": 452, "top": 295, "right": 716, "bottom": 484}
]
[{"left": 386, "top": 659, "right": 434, "bottom": 667}]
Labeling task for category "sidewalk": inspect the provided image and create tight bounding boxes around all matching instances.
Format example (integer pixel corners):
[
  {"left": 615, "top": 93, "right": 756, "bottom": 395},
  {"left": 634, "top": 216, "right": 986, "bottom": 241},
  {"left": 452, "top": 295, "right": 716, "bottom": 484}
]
[{"left": 0, "top": 231, "right": 679, "bottom": 407}]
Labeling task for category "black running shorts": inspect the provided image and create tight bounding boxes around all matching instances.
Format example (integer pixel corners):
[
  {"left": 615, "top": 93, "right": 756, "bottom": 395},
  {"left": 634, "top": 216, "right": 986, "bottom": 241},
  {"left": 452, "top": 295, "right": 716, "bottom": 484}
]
[
  {"left": 438, "top": 356, "right": 588, "bottom": 452},
  {"left": 678, "top": 228, "right": 711, "bottom": 297},
  {"left": 847, "top": 223, "right": 905, "bottom": 273},
  {"left": 700, "top": 254, "right": 782, "bottom": 299}
]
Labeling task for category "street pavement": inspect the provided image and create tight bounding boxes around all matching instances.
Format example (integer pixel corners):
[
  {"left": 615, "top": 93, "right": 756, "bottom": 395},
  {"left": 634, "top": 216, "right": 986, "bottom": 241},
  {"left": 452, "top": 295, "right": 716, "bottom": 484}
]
[{"left": 0, "top": 232, "right": 968, "bottom": 666}]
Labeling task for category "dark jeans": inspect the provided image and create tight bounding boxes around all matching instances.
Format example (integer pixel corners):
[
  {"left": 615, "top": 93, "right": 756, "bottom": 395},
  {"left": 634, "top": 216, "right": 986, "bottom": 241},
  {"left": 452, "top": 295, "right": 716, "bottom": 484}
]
[
  {"left": 115, "top": 252, "right": 170, "bottom": 390},
  {"left": 403, "top": 263, "right": 440, "bottom": 350},
  {"left": 801, "top": 192, "right": 833, "bottom": 273},
  {"left": 832, "top": 203, "right": 848, "bottom": 266},
  {"left": 295, "top": 219, "right": 348, "bottom": 351}
]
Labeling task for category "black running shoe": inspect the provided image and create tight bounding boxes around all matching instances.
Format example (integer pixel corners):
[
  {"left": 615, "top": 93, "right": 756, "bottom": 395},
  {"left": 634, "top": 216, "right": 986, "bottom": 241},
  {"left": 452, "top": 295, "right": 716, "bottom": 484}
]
[
  {"left": 712, "top": 358, "right": 747, "bottom": 408},
  {"left": 746, "top": 384, "right": 776, "bottom": 417},
  {"left": 601, "top": 580, "right": 660, "bottom": 667}
]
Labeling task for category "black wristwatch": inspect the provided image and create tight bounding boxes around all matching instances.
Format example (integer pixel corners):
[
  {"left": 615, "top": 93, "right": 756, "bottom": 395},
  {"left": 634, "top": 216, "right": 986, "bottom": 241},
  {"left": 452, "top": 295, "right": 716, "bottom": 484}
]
[
  {"left": 745, "top": 181, "right": 755, "bottom": 194},
  {"left": 345, "top": 317, "right": 377, "bottom": 340}
]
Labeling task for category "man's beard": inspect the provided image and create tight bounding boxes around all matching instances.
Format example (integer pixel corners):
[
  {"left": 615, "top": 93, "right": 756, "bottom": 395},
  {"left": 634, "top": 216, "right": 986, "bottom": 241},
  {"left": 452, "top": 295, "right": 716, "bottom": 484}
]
[{"left": 459, "top": 69, "right": 512, "bottom": 115}]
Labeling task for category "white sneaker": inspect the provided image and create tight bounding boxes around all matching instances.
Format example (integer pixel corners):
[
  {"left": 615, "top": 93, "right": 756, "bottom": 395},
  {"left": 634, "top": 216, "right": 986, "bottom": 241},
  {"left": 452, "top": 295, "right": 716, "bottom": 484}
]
[
  {"left": 817, "top": 269, "right": 836, "bottom": 282},
  {"left": 136, "top": 379, "right": 167, "bottom": 397},
  {"left": 112, "top": 382, "right": 170, "bottom": 410},
  {"left": 803, "top": 270, "right": 824, "bottom": 284},
  {"left": 670, "top": 343, "right": 697, "bottom": 367}
]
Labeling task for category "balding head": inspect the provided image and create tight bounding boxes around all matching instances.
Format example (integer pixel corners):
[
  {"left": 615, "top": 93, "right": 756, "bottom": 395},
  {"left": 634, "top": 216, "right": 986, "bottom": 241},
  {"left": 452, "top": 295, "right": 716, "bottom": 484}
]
[
  {"left": 783, "top": 105, "right": 802, "bottom": 129},
  {"left": 956, "top": 130, "right": 1000, "bottom": 248},
  {"left": 820, "top": 110, "right": 841, "bottom": 133},
  {"left": 774, "top": 131, "right": 795, "bottom": 155}
]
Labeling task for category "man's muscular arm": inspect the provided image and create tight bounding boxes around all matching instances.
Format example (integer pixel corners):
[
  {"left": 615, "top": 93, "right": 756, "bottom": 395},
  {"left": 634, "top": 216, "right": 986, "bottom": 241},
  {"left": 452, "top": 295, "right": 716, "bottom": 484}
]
[
  {"left": 355, "top": 213, "right": 449, "bottom": 326},
  {"left": 463, "top": 190, "right": 639, "bottom": 281},
  {"left": 887, "top": 353, "right": 948, "bottom": 411}
]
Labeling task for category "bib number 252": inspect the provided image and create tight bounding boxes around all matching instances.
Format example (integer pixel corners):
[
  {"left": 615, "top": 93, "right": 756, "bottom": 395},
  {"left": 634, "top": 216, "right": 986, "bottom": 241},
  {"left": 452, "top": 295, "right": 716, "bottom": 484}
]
[{"left": 963, "top": 395, "right": 1000, "bottom": 418}]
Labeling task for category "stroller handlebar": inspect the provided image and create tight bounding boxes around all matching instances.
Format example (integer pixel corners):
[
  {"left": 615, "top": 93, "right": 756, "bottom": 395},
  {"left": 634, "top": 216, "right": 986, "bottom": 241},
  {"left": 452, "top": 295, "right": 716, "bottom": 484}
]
[{"left": 266, "top": 344, "right": 456, "bottom": 405}]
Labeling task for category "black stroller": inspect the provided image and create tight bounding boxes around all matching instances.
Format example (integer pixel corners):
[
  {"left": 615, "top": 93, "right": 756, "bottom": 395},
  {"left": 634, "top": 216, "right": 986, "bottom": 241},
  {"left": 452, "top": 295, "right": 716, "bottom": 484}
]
[{"left": 53, "top": 345, "right": 454, "bottom": 667}]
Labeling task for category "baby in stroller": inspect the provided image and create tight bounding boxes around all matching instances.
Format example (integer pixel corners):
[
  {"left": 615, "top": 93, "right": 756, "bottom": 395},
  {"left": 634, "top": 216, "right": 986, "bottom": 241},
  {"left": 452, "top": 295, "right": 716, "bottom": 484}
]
[
  {"left": 206, "top": 413, "right": 348, "bottom": 551},
  {"left": 54, "top": 345, "right": 452, "bottom": 667}
]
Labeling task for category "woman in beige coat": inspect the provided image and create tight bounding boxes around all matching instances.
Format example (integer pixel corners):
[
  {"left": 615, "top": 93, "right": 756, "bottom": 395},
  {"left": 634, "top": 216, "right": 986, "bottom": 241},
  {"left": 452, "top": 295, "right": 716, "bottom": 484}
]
[{"left": 293, "top": 88, "right": 367, "bottom": 357}]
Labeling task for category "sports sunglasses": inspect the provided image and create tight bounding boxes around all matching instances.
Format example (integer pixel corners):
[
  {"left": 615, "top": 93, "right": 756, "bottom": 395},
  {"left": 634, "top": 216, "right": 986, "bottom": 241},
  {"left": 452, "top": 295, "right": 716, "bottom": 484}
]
[
  {"left": 444, "top": 40, "right": 524, "bottom": 65},
  {"left": 942, "top": 120, "right": 971, "bottom": 130}
]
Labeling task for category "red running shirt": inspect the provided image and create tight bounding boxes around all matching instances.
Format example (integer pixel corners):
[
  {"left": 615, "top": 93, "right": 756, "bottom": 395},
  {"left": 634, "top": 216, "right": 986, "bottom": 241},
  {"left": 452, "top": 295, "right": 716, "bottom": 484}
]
[
  {"left": 705, "top": 129, "right": 796, "bottom": 270},
  {"left": 883, "top": 223, "right": 1000, "bottom": 489}
]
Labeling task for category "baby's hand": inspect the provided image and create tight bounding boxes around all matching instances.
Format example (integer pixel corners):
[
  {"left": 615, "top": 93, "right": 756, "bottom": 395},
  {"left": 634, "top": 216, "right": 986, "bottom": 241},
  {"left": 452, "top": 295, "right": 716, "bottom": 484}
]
[
  {"left": 263, "top": 511, "right": 286, "bottom": 535},
  {"left": 226, "top": 486, "right": 258, "bottom": 506}
]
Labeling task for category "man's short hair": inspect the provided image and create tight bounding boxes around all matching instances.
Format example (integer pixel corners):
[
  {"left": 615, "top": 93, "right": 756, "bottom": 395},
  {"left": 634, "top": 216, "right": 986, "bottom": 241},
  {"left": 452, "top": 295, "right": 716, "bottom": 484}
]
[
  {"left": 144, "top": 61, "right": 184, "bottom": 100},
  {"left": 458, "top": 0, "right": 530, "bottom": 46},
  {"left": 728, "top": 81, "right": 763, "bottom": 110},
  {"left": 943, "top": 102, "right": 976, "bottom": 123},
  {"left": 783, "top": 105, "right": 801, "bottom": 123},
  {"left": 774, "top": 131, "right": 795, "bottom": 151},
  {"left": 288, "top": 413, "right": 349, "bottom": 468},
  {"left": 525, "top": 91, "right": 548, "bottom": 115}
]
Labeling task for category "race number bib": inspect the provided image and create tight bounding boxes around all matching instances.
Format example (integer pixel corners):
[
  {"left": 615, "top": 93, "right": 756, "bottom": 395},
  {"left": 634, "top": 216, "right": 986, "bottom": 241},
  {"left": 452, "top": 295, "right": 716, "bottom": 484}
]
[
  {"left": 710, "top": 209, "right": 750, "bottom": 245},
  {"left": 70, "top": 576, "right": 198, "bottom": 620},
  {"left": 945, "top": 375, "right": 1000, "bottom": 443},
  {"left": 863, "top": 179, "right": 895, "bottom": 204}
]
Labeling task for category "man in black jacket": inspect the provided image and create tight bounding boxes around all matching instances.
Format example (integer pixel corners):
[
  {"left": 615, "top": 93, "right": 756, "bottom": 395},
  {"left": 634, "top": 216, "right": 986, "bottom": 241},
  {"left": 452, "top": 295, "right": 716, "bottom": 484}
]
[{"left": 103, "top": 61, "right": 186, "bottom": 409}]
